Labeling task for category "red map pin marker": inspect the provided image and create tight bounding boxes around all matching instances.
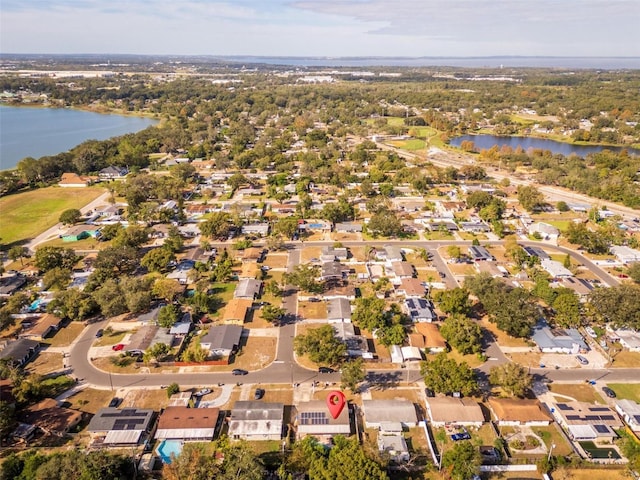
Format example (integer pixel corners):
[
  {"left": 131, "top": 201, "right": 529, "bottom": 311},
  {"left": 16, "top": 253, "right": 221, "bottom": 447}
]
[{"left": 326, "top": 390, "right": 346, "bottom": 419}]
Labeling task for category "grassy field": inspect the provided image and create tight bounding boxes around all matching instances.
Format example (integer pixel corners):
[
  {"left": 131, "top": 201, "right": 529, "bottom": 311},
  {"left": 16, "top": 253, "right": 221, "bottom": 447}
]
[
  {"left": 548, "top": 383, "right": 604, "bottom": 403},
  {"left": 0, "top": 186, "right": 105, "bottom": 246},
  {"left": 607, "top": 383, "right": 640, "bottom": 402}
]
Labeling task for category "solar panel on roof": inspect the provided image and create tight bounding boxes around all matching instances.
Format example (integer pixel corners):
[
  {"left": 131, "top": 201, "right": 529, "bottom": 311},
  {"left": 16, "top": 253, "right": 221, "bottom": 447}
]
[
  {"left": 557, "top": 404, "right": 572, "bottom": 411},
  {"left": 600, "top": 415, "right": 616, "bottom": 421},
  {"left": 593, "top": 425, "right": 610, "bottom": 433},
  {"left": 585, "top": 415, "right": 600, "bottom": 421},
  {"left": 565, "top": 415, "right": 580, "bottom": 420},
  {"left": 591, "top": 407, "right": 610, "bottom": 412}
]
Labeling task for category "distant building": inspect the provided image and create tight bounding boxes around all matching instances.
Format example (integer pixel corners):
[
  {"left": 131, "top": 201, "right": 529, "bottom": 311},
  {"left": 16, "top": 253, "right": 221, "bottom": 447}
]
[{"left": 610, "top": 246, "right": 640, "bottom": 264}]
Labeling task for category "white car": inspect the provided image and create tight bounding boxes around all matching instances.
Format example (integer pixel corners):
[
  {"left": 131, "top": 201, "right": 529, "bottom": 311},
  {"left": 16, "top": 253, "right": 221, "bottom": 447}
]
[
  {"left": 585, "top": 327, "right": 597, "bottom": 338},
  {"left": 194, "top": 388, "right": 212, "bottom": 397}
]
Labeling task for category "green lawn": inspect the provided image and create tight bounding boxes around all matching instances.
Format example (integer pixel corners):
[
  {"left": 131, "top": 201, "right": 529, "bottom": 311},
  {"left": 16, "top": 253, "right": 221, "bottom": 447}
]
[
  {"left": 607, "top": 383, "right": 640, "bottom": 402},
  {"left": 0, "top": 186, "right": 105, "bottom": 247}
]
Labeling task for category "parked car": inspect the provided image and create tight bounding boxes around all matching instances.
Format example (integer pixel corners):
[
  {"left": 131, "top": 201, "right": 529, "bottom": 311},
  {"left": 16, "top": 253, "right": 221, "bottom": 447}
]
[
  {"left": 95, "top": 329, "right": 104, "bottom": 338},
  {"left": 232, "top": 369, "right": 248, "bottom": 376},
  {"left": 108, "top": 397, "right": 122, "bottom": 408},
  {"left": 318, "top": 367, "right": 335, "bottom": 374},
  {"left": 450, "top": 430, "right": 471, "bottom": 441},
  {"left": 254, "top": 388, "right": 265, "bottom": 400},
  {"left": 585, "top": 327, "right": 597, "bottom": 338},
  {"left": 438, "top": 272, "right": 446, "bottom": 278},
  {"left": 112, "top": 344, "right": 125, "bottom": 351},
  {"left": 194, "top": 388, "right": 212, "bottom": 397},
  {"left": 576, "top": 355, "right": 589, "bottom": 365},
  {"left": 602, "top": 387, "right": 616, "bottom": 398},
  {"left": 424, "top": 388, "right": 435, "bottom": 398}
]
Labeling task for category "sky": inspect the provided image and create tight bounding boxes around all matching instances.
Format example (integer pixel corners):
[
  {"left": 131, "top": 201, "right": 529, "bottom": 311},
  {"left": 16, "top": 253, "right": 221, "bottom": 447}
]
[{"left": 1, "top": 0, "right": 639, "bottom": 58}]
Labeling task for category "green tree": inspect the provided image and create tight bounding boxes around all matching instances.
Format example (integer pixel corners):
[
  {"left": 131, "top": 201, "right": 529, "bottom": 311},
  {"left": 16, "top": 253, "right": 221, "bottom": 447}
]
[
  {"left": 273, "top": 216, "right": 300, "bottom": 238},
  {"left": 627, "top": 262, "right": 640, "bottom": 283},
  {"left": 141, "top": 247, "right": 175, "bottom": 273},
  {"left": 121, "top": 276, "right": 153, "bottom": 314},
  {"left": 294, "top": 325, "right": 346, "bottom": 365},
  {"left": 518, "top": 185, "right": 545, "bottom": 212},
  {"left": 446, "top": 245, "right": 462, "bottom": 260},
  {"left": 588, "top": 283, "right": 640, "bottom": 328},
  {"left": 441, "top": 440, "right": 481, "bottom": 480},
  {"left": 48, "top": 289, "right": 98, "bottom": 321},
  {"left": 489, "top": 363, "right": 532, "bottom": 398},
  {"left": 261, "top": 304, "right": 285, "bottom": 323},
  {"left": 113, "top": 225, "right": 150, "bottom": 248},
  {"left": 166, "top": 382, "right": 180, "bottom": 397},
  {"left": 352, "top": 296, "right": 387, "bottom": 332},
  {"left": 144, "top": 343, "right": 170, "bottom": 363},
  {"left": 7, "top": 246, "right": 30, "bottom": 266},
  {"left": 92, "top": 279, "right": 128, "bottom": 318},
  {"left": 0, "top": 400, "right": 16, "bottom": 441},
  {"left": 152, "top": 277, "right": 184, "bottom": 303},
  {"left": 284, "top": 264, "right": 323, "bottom": 293},
  {"left": 34, "top": 246, "right": 78, "bottom": 272},
  {"left": 42, "top": 267, "right": 71, "bottom": 290},
  {"left": 420, "top": 352, "right": 477, "bottom": 396},
  {"left": 94, "top": 246, "right": 139, "bottom": 275},
  {"left": 59, "top": 208, "right": 82, "bottom": 225},
  {"left": 376, "top": 323, "right": 406, "bottom": 347},
  {"left": 434, "top": 287, "right": 472, "bottom": 316},
  {"left": 199, "top": 211, "right": 232, "bottom": 239},
  {"left": 341, "top": 358, "right": 365, "bottom": 393},
  {"left": 367, "top": 208, "right": 403, "bottom": 237},
  {"left": 553, "top": 291, "right": 581, "bottom": 327},
  {"left": 440, "top": 315, "right": 483, "bottom": 355},
  {"left": 158, "top": 304, "right": 180, "bottom": 328},
  {"left": 163, "top": 225, "right": 184, "bottom": 253}
]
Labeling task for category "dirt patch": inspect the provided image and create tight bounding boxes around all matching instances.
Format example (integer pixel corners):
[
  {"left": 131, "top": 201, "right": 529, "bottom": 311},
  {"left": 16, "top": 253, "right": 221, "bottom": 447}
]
[
  {"left": 244, "top": 308, "right": 275, "bottom": 329},
  {"left": 297, "top": 301, "right": 327, "bottom": 319},
  {"left": 26, "top": 352, "right": 63, "bottom": 375},
  {"left": 370, "top": 388, "right": 420, "bottom": 403},
  {"left": 300, "top": 247, "right": 322, "bottom": 263},
  {"left": 263, "top": 254, "right": 288, "bottom": 269},
  {"left": 506, "top": 352, "right": 543, "bottom": 368},
  {"left": 64, "top": 388, "right": 114, "bottom": 414},
  {"left": 46, "top": 322, "right": 86, "bottom": 347},
  {"left": 480, "top": 318, "right": 530, "bottom": 348},
  {"left": 548, "top": 383, "right": 604, "bottom": 403},
  {"left": 232, "top": 336, "right": 276, "bottom": 371},
  {"left": 121, "top": 389, "right": 171, "bottom": 410}
]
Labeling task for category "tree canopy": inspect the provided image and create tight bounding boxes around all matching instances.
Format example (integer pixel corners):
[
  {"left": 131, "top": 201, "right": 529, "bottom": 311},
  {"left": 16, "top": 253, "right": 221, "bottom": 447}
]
[{"left": 420, "top": 353, "right": 477, "bottom": 396}]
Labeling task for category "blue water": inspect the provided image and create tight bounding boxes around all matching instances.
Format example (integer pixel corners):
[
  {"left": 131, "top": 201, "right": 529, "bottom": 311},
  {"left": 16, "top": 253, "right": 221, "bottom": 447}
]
[
  {"left": 450, "top": 134, "right": 640, "bottom": 158},
  {"left": 0, "top": 104, "right": 157, "bottom": 170},
  {"left": 28, "top": 299, "right": 42, "bottom": 312},
  {"left": 156, "top": 440, "right": 183, "bottom": 464}
]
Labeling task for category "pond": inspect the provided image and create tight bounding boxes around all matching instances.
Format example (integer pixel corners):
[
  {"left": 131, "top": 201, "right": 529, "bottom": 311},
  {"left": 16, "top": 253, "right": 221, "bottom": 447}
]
[{"left": 449, "top": 134, "right": 640, "bottom": 158}]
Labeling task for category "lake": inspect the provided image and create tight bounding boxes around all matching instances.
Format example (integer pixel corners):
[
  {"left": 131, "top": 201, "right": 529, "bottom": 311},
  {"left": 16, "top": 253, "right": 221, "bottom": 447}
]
[
  {"left": 449, "top": 134, "right": 640, "bottom": 158},
  {"left": 0, "top": 104, "right": 158, "bottom": 170}
]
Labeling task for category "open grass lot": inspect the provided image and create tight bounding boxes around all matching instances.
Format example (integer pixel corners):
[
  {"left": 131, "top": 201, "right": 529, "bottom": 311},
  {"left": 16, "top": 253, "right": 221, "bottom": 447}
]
[
  {"left": 231, "top": 336, "right": 277, "bottom": 371},
  {"left": 256, "top": 386, "right": 293, "bottom": 405},
  {"left": 610, "top": 350, "right": 640, "bottom": 368},
  {"left": 43, "top": 322, "right": 86, "bottom": 347},
  {"left": 93, "top": 329, "right": 128, "bottom": 347},
  {"left": 297, "top": 300, "right": 327, "bottom": 319},
  {"left": 0, "top": 186, "right": 105, "bottom": 246},
  {"left": 300, "top": 246, "right": 322, "bottom": 263},
  {"left": 389, "top": 139, "right": 426, "bottom": 151},
  {"left": 63, "top": 388, "right": 115, "bottom": 414},
  {"left": 548, "top": 383, "right": 604, "bottom": 403},
  {"left": 369, "top": 387, "right": 420, "bottom": 403},
  {"left": 244, "top": 307, "right": 275, "bottom": 329},
  {"left": 25, "top": 352, "right": 63, "bottom": 375},
  {"left": 607, "top": 383, "right": 640, "bottom": 402},
  {"left": 262, "top": 253, "right": 288, "bottom": 269},
  {"left": 121, "top": 388, "right": 170, "bottom": 410}
]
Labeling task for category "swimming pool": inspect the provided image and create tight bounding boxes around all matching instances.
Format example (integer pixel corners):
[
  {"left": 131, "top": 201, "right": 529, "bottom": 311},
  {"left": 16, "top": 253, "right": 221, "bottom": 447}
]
[
  {"left": 28, "top": 299, "right": 42, "bottom": 312},
  {"left": 156, "top": 440, "right": 183, "bottom": 464}
]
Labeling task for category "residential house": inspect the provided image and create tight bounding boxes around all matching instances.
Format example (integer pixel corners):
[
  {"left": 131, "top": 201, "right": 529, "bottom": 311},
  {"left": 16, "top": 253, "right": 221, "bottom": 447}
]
[
  {"left": 0, "top": 338, "right": 40, "bottom": 366},
  {"left": 522, "top": 246, "right": 550, "bottom": 260},
  {"left": 362, "top": 399, "right": 418, "bottom": 429},
  {"left": 322, "top": 246, "right": 349, "bottom": 261},
  {"left": 155, "top": 407, "right": 220, "bottom": 441},
  {"left": 400, "top": 346, "right": 422, "bottom": 362},
  {"left": 58, "top": 172, "right": 93, "bottom": 187},
  {"left": 425, "top": 397, "right": 485, "bottom": 427},
  {"left": 87, "top": 408, "right": 156, "bottom": 447},
  {"left": 488, "top": 398, "right": 552, "bottom": 427},
  {"left": 199, "top": 325, "right": 244, "bottom": 357},
  {"left": 241, "top": 223, "right": 270, "bottom": 237},
  {"left": 99, "top": 166, "right": 128, "bottom": 180},
  {"left": 378, "top": 433, "right": 410, "bottom": 463},
  {"left": 334, "top": 222, "right": 363, "bottom": 233},
  {"left": 460, "top": 221, "right": 491, "bottom": 233},
  {"left": 613, "top": 329, "right": 640, "bottom": 352},
  {"left": 551, "top": 402, "right": 623, "bottom": 441},
  {"left": 615, "top": 400, "right": 640, "bottom": 433},
  {"left": 396, "top": 278, "right": 427, "bottom": 298},
  {"left": 327, "top": 298, "right": 352, "bottom": 323},
  {"left": 610, "top": 246, "right": 640, "bottom": 264},
  {"left": 138, "top": 304, "right": 162, "bottom": 325},
  {"left": 125, "top": 325, "right": 174, "bottom": 355},
  {"left": 404, "top": 297, "right": 436, "bottom": 323},
  {"left": 383, "top": 246, "right": 403, "bottom": 262},
  {"left": 540, "top": 259, "right": 573, "bottom": 278},
  {"left": 476, "top": 261, "right": 507, "bottom": 279},
  {"left": 426, "top": 220, "right": 459, "bottom": 232},
  {"left": 295, "top": 400, "right": 351, "bottom": 442},
  {"left": 0, "top": 274, "right": 27, "bottom": 297},
  {"left": 241, "top": 247, "right": 264, "bottom": 262},
  {"left": 321, "top": 283, "right": 357, "bottom": 300},
  {"left": 169, "top": 313, "right": 193, "bottom": 336},
  {"left": 333, "top": 323, "right": 372, "bottom": 358},
  {"left": 19, "top": 313, "right": 63, "bottom": 341},
  {"left": 528, "top": 222, "right": 560, "bottom": 242},
  {"left": 22, "top": 398, "right": 83, "bottom": 437},
  {"left": 221, "top": 299, "right": 253, "bottom": 324},
  {"left": 61, "top": 225, "right": 100, "bottom": 242},
  {"left": 390, "top": 261, "right": 415, "bottom": 281},
  {"left": 270, "top": 203, "right": 296, "bottom": 214},
  {"left": 531, "top": 322, "right": 588, "bottom": 354},
  {"left": 414, "top": 323, "right": 446, "bottom": 353},
  {"left": 234, "top": 279, "right": 262, "bottom": 300},
  {"left": 320, "top": 262, "right": 349, "bottom": 282},
  {"left": 556, "top": 277, "right": 593, "bottom": 301},
  {"left": 468, "top": 245, "right": 494, "bottom": 262},
  {"left": 228, "top": 401, "right": 284, "bottom": 441},
  {"left": 167, "top": 260, "right": 195, "bottom": 285}
]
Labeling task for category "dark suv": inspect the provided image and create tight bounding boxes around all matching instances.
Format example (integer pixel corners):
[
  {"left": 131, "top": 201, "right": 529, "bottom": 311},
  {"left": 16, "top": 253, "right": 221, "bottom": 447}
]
[{"left": 318, "top": 367, "right": 335, "bottom": 374}]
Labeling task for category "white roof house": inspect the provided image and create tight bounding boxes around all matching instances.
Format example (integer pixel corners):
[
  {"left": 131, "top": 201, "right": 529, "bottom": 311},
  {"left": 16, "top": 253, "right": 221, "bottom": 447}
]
[
  {"left": 610, "top": 246, "right": 640, "bottom": 264},
  {"left": 615, "top": 399, "right": 640, "bottom": 433},
  {"left": 540, "top": 259, "right": 573, "bottom": 278},
  {"left": 362, "top": 400, "right": 418, "bottom": 429},
  {"left": 528, "top": 222, "right": 560, "bottom": 242},
  {"left": 327, "top": 298, "right": 352, "bottom": 323},
  {"left": 228, "top": 401, "right": 284, "bottom": 441},
  {"left": 614, "top": 329, "right": 640, "bottom": 352}
]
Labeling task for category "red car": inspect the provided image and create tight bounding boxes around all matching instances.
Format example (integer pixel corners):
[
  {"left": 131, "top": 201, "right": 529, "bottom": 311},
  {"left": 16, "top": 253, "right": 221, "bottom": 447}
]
[{"left": 112, "top": 344, "right": 125, "bottom": 351}]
